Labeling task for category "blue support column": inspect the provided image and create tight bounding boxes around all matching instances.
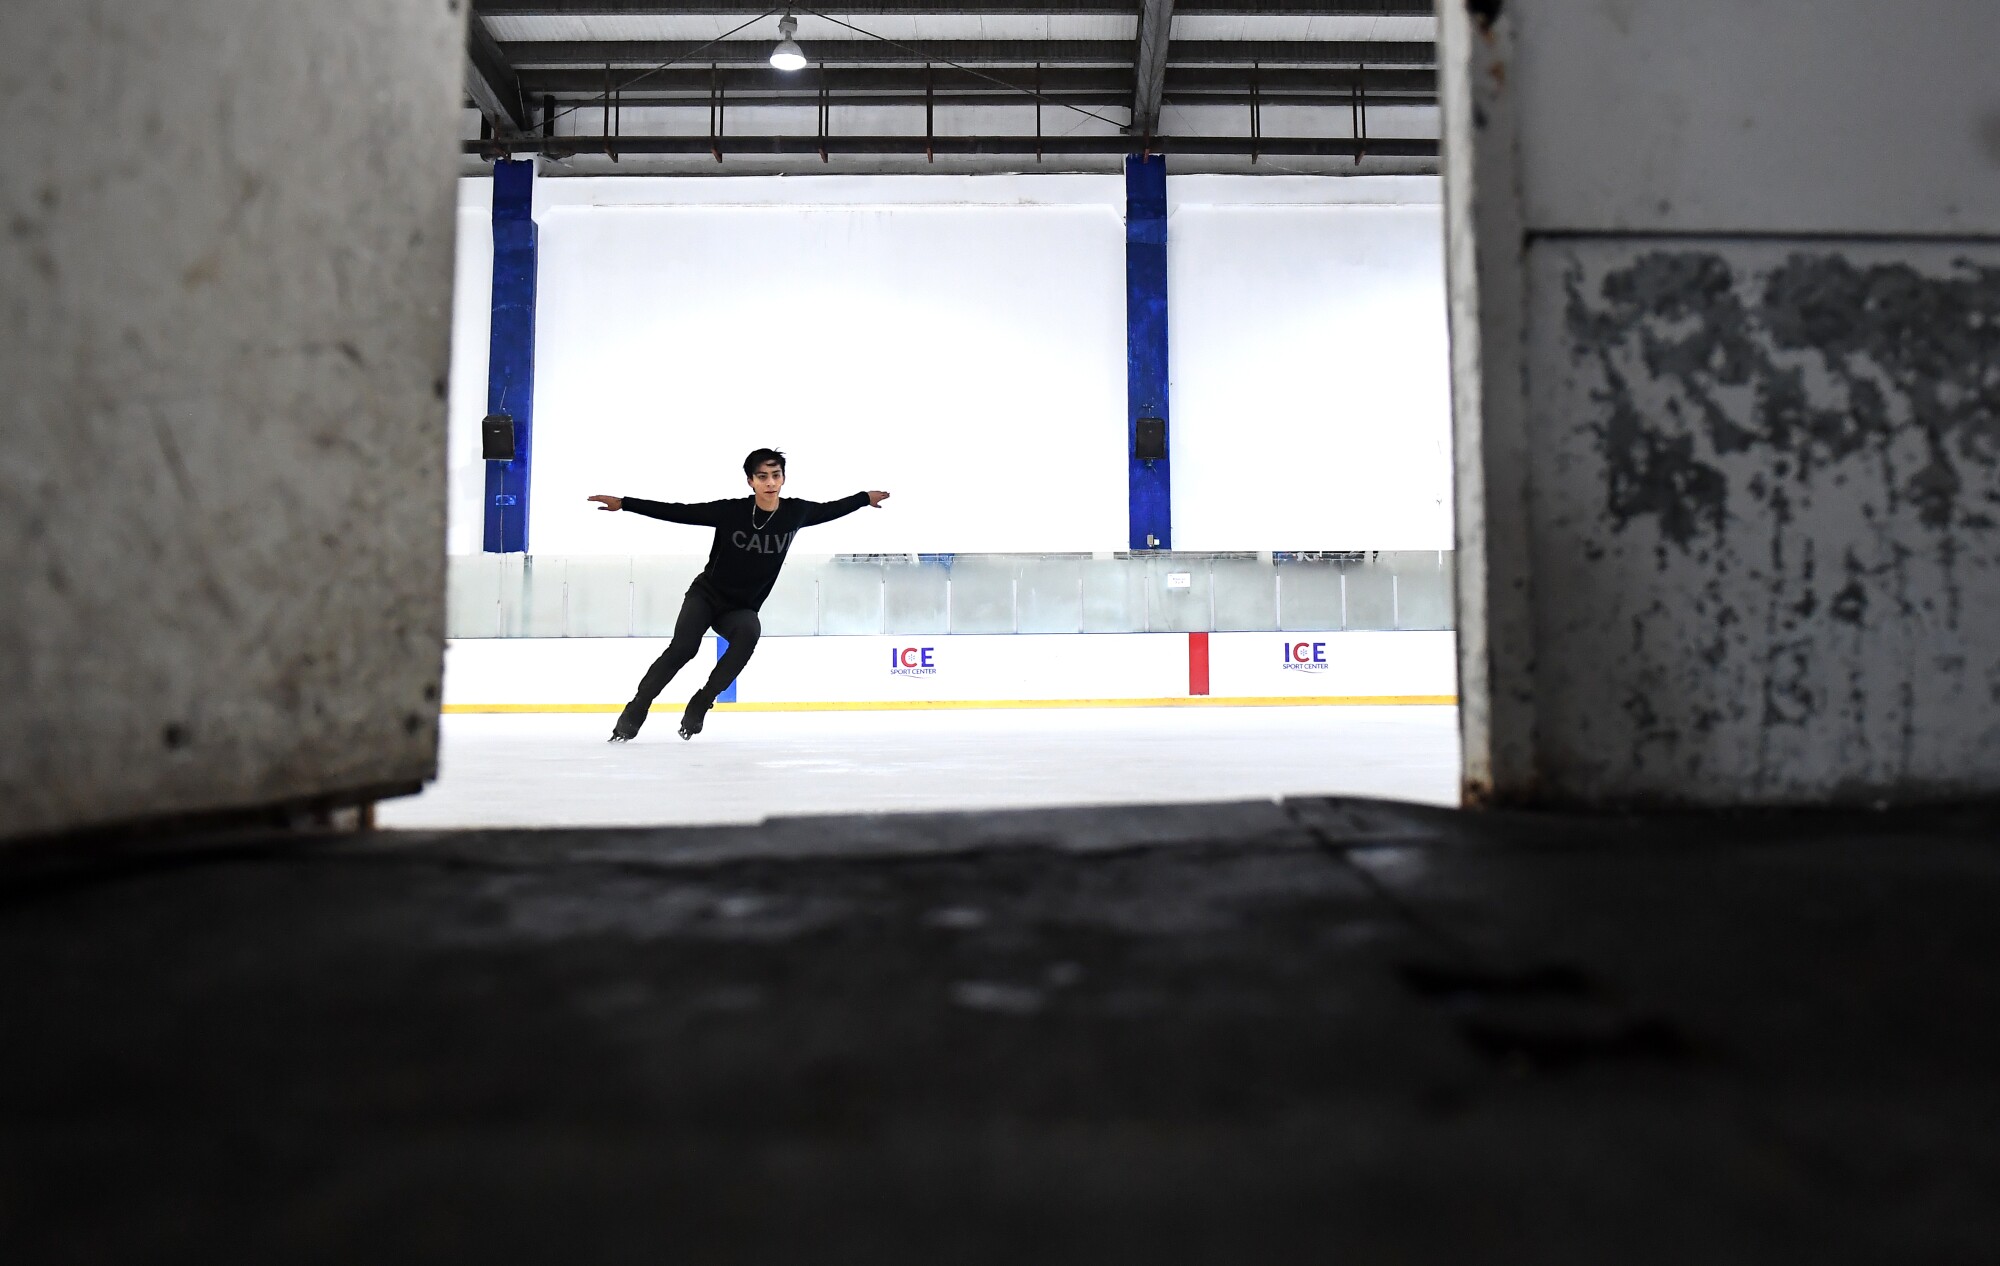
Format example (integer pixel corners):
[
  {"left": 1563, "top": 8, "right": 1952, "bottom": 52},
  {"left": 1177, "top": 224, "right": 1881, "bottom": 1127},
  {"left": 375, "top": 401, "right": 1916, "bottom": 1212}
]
[
  {"left": 484, "top": 159, "right": 538, "bottom": 553},
  {"left": 1125, "top": 153, "right": 1171, "bottom": 551}
]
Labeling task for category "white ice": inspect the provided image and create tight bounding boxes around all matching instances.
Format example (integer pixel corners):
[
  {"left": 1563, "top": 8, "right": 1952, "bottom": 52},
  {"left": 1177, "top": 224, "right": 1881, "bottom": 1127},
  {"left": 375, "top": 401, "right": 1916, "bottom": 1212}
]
[{"left": 378, "top": 706, "right": 1463, "bottom": 829}]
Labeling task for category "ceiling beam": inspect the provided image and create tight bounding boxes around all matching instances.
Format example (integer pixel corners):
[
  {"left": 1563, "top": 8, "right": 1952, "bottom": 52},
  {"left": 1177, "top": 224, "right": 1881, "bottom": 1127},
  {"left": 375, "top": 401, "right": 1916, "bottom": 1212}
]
[
  {"left": 1171, "top": 64, "right": 1431, "bottom": 92},
  {"left": 1130, "top": 0, "right": 1175, "bottom": 138},
  {"left": 495, "top": 91, "right": 1432, "bottom": 111},
  {"left": 466, "top": 18, "right": 533, "bottom": 136},
  {"left": 515, "top": 64, "right": 1434, "bottom": 95},
  {"left": 577, "top": 91, "right": 1136, "bottom": 107},
  {"left": 478, "top": 1, "right": 1136, "bottom": 12},
  {"left": 477, "top": 1, "right": 1430, "bottom": 13},
  {"left": 468, "top": 132, "right": 1437, "bottom": 157},
  {"left": 1161, "top": 89, "right": 1431, "bottom": 105},
  {"left": 1177, "top": 0, "right": 1432, "bottom": 9},
  {"left": 505, "top": 89, "right": 1433, "bottom": 108},
  {"left": 503, "top": 39, "right": 1436, "bottom": 68},
  {"left": 521, "top": 65, "right": 1135, "bottom": 93}
]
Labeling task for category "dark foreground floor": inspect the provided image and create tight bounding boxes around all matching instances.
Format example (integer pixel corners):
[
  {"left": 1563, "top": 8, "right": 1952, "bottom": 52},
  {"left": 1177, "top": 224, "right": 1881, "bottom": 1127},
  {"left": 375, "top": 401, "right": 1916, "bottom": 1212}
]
[{"left": 2, "top": 797, "right": 1998, "bottom": 1264}]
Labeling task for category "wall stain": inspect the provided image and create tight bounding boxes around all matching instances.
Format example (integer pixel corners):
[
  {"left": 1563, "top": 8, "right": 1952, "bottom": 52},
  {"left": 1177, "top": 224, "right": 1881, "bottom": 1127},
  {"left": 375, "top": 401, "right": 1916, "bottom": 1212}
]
[
  {"left": 1829, "top": 581, "right": 1868, "bottom": 625},
  {"left": 1762, "top": 639, "right": 1816, "bottom": 728},
  {"left": 1570, "top": 251, "right": 2000, "bottom": 555},
  {"left": 1554, "top": 246, "right": 2000, "bottom": 791}
]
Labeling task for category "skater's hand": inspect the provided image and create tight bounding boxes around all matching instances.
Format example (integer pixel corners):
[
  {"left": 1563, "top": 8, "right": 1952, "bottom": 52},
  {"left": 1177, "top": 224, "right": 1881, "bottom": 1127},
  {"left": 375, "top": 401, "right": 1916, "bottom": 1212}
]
[
  {"left": 866, "top": 490, "right": 891, "bottom": 508},
  {"left": 588, "top": 495, "right": 622, "bottom": 512}
]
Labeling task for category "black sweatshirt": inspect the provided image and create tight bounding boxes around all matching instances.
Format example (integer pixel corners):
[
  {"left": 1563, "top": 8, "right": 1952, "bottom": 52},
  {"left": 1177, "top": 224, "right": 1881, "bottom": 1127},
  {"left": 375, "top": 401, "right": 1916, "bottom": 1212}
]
[{"left": 619, "top": 492, "right": 871, "bottom": 611}]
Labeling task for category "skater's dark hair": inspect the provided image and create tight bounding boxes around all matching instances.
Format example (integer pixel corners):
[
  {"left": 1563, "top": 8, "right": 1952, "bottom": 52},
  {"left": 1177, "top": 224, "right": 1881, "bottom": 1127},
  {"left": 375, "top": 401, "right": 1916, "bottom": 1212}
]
[{"left": 743, "top": 448, "right": 786, "bottom": 478}]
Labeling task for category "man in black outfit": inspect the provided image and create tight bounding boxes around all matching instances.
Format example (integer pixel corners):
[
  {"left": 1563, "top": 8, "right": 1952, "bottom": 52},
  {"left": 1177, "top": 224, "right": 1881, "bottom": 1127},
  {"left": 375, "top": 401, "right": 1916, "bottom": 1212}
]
[{"left": 588, "top": 448, "right": 890, "bottom": 741}]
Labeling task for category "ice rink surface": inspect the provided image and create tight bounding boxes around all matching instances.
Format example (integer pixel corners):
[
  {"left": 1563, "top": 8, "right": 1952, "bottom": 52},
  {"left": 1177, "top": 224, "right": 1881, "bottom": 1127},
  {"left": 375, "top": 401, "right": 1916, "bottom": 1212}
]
[{"left": 380, "top": 706, "right": 1462, "bottom": 828}]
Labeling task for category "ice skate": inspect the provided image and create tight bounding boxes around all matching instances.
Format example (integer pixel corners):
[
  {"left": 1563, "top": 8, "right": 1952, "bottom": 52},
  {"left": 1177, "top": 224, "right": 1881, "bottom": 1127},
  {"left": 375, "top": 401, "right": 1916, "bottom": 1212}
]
[
  {"left": 608, "top": 703, "right": 645, "bottom": 743},
  {"left": 678, "top": 696, "right": 712, "bottom": 740}
]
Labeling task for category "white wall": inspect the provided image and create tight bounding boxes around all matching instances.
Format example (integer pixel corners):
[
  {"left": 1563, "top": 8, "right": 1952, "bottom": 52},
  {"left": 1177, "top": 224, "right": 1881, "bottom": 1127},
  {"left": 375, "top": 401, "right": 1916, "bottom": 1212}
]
[
  {"left": 535, "top": 175, "right": 1127, "bottom": 555},
  {"left": 1169, "top": 177, "right": 1452, "bottom": 551},
  {"left": 447, "top": 183, "right": 495, "bottom": 557},
  {"left": 446, "top": 171, "right": 1451, "bottom": 556}
]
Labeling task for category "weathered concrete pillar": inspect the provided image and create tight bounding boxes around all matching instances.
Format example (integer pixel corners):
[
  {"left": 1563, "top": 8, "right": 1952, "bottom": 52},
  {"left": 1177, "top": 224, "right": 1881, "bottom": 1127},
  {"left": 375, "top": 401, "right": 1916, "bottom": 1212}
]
[
  {"left": 0, "top": 1, "right": 468, "bottom": 841},
  {"left": 1441, "top": 0, "right": 2000, "bottom": 807}
]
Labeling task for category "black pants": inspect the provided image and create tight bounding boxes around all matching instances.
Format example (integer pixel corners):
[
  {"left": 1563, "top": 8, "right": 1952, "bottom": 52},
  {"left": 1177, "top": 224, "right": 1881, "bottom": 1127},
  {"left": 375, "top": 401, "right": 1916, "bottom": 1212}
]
[{"left": 618, "top": 582, "right": 761, "bottom": 732}]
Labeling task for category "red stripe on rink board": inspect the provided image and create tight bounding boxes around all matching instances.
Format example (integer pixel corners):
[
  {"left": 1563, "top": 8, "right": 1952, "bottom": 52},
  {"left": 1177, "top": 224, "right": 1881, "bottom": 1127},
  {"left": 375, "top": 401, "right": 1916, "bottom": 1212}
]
[{"left": 1188, "top": 632, "right": 1210, "bottom": 696}]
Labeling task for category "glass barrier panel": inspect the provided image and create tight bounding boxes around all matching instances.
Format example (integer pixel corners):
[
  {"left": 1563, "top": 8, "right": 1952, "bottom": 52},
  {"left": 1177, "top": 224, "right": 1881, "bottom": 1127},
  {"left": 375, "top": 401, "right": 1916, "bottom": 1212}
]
[
  {"left": 1014, "top": 557, "right": 1087, "bottom": 634},
  {"left": 1080, "top": 558, "right": 1149, "bottom": 633},
  {"left": 1340, "top": 562, "right": 1396, "bottom": 631},
  {"left": 496, "top": 554, "right": 559, "bottom": 637},
  {"left": 1210, "top": 557, "right": 1279, "bottom": 632},
  {"left": 882, "top": 559, "right": 951, "bottom": 636},
  {"left": 1390, "top": 554, "right": 1455, "bottom": 630},
  {"left": 1274, "top": 560, "right": 1344, "bottom": 633},
  {"left": 947, "top": 556, "right": 1020, "bottom": 635},
  {"left": 1145, "top": 555, "right": 1214, "bottom": 634},
  {"left": 817, "top": 559, "right": 886, "bottom": 636},
  {"left": 447, "top": 552, "right": 503, "bottom": 639},
  {"left": 564, "top": 556, "right": 633, "bottom": 637},
  {"left": 759, "top": 558, "right": 823, "bottom": 637},
  {"left": 447, "top": 551, "right": 1457, "bottom": 637}
]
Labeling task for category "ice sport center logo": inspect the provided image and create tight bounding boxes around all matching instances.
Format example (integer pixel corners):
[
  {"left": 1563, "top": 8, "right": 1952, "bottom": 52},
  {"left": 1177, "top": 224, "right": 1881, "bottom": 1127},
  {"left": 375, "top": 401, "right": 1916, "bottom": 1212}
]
[
  {"left": 1282, "top": 641, "right": 1328, "bottom": 672},
  {"left": 890, "top": 646, "right": 937, "bottom": 678}
]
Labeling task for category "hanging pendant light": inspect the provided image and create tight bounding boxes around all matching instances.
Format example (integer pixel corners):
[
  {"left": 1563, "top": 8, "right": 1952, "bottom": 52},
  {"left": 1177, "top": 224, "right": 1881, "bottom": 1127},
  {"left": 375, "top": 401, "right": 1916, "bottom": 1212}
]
[{"left": 770, "top": 14, "right": 807, "bottom": 71}]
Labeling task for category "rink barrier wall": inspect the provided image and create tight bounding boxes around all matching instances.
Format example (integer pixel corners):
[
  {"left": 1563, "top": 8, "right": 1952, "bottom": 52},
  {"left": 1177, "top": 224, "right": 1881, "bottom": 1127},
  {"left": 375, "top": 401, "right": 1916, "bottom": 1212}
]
[
  {"left": 446, "top": 551, "right": 1457, "bottom": 639},
  {"left": 448, "top": 698, "right": 1456, "bottom": 713},
  {"left": 440, "top": 631, "right": 1457, "bottom": 711}
]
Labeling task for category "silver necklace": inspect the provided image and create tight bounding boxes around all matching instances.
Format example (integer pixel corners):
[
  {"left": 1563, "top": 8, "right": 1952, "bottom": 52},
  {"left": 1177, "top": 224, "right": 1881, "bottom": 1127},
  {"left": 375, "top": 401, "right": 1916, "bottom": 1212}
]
[{"left": 750, "top": 499, "right": 778, "bottom": 530}]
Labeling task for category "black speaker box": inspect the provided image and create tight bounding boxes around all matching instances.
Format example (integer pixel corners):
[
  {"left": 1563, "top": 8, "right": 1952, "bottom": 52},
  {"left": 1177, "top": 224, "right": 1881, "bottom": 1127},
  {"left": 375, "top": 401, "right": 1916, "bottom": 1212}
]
[
  {"left": 1134, "top": 416, "right": 1167, "bottom": 461},
  {"left": 482, "top": 413, "right": 516, "bottom": 461}
]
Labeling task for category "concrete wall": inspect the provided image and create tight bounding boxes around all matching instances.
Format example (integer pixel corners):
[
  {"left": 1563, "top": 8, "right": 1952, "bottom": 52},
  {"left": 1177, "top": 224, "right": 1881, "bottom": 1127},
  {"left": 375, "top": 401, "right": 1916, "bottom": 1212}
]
[
  {"left": 0, "top": 0, "right": 468, "bottom": 841},
  {"left": 1441, "top": 0, "right": 2000, "bottom": 806}
]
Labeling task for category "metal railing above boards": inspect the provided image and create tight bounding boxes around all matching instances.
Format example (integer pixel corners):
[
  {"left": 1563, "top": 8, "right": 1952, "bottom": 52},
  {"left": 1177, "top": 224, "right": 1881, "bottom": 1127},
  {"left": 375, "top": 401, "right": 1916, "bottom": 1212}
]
[{"left": 446, "top": 551, "right": 1456, "bottom": 639}]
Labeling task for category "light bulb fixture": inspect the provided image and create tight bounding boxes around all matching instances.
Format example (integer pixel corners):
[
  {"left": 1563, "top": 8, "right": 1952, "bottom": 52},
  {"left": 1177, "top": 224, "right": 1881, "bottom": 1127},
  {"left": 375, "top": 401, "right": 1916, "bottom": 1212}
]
[{"left": 770, "top": 14, "right": 807, "bottom": 71}]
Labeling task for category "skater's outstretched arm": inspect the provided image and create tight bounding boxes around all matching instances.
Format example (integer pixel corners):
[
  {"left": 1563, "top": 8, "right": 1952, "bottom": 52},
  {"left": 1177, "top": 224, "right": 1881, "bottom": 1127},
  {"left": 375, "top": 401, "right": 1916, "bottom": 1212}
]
[
  {"left": 797, "top": 490, "right": 890, "bottom": 526},
  {"left": 588, "top": 495, "right": 735, "bottom": 526}
]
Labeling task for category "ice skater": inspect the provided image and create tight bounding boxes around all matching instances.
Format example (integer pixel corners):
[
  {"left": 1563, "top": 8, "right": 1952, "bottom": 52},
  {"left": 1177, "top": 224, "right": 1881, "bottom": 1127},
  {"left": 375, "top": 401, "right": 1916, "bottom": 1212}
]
[{"left": 588, "top": 448, "right": 890, "bottom": 741}]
